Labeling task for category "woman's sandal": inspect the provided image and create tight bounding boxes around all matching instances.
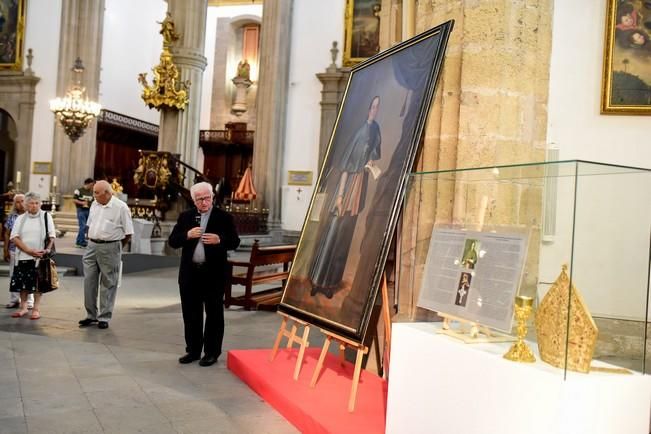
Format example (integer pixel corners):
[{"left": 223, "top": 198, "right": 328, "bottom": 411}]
[
  {"left": 11, "top": 310, "right": 28, "bottom": 318},
  {"left": 29, "top": 310, "right": 40, "bottom": 320}
]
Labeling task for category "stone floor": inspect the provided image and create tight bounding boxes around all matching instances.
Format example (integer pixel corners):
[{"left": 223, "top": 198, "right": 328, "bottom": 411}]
[{"left": 0, "top": 266, "right": 299, "bottom": 434}]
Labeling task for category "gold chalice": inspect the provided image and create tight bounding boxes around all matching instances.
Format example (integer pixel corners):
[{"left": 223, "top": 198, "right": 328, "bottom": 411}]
[{"left": 503, "top": 295, "right": 536, "bottom": 363}]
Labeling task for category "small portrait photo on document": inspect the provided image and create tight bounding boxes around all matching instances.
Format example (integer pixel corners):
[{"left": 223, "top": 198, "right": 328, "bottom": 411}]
[
  {"left": 460, "top": 238, "right": 480, "bottom": 270},
  {"left": 454, "top": 272, "right": 472, "bottom": 307}
]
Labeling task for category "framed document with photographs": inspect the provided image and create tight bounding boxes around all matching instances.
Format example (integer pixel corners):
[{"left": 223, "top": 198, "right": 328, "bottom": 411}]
[
  {"left": 279, "top": 21, "right": 454, "bottom": 343},
  {"left": 601, "top": 0, "right": 651, "bottom": 114},
  {"left": 0, "top": 0, "right": 26, "bottom": 71},
  {"left": 417, "top": 228, "right": 528, "bottom": 333}
]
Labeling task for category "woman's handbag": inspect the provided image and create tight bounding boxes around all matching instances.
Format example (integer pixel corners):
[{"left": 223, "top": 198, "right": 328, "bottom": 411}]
[
  {"left": 37, "top": 258, "right": 59, "bottom": 293},
  {"left": 38, "top": 211, "right": 58, "bottom": 293}
]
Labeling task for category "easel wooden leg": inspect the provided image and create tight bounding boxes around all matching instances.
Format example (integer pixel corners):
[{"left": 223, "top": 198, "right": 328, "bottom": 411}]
[
  {"left": 348, "top": 346, "right": 367, "bottom": 412},
  {"left": 270, "top": 315, "right": 288, "bottom": 361},
  {"left": 293, "top": 325, "right": 310, "bottom": 380},
  {"left": 309, "top": 336, "right": 332, "bottom": 387},
  {"left": 270, "top": 313, "right": 311, "bottom": 380}
]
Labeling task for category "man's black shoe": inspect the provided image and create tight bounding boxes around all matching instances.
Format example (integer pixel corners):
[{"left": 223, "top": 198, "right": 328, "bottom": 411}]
[
  {"left": 5, "top": 302, "right": 19, "bottom": 309},
  {"left": 97, "top": 321, "right": 109, "bottom": 329},
  {"left": 78, "top": 318, "right": 98, "bottom": 327},
  {"left": 199, "top": 355, "right": 218, "bottom": 367},
  {"left": 178, "top": 353, "right": 200, "bottom": 364}
]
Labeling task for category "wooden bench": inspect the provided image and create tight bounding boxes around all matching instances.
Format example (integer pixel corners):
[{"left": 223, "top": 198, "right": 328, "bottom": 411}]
[{"left": 225, "top": 240, "right": 297, "bottom": 310}]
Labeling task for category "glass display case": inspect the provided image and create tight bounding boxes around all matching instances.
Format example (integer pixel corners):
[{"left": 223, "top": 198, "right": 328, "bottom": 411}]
[{"left": 396, "top": 160, "right": 651, "bottom": 378}]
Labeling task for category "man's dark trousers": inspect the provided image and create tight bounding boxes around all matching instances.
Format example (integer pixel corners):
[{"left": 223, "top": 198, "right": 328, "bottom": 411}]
[{"left": 180, "top": 263, "right": 224, "bottom": 358}]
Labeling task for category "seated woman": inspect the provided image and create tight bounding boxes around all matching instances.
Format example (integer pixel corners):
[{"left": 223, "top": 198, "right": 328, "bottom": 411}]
[{"left": 9, "top": 192, "right": 55, "bottom": 320}]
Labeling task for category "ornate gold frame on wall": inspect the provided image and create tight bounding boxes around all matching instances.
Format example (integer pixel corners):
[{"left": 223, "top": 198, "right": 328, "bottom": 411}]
[
  {"left": 600, "top": 0, "right": 651, "bottom": 115},
  {"left": 0, "top": 0, "right": 26, "bottom": 71},
  {"left": 343, "top": 0, "right": 382, "bottom": 66},
  {"left": 32, "top": 161, "right": 52, "bottom": 175}
]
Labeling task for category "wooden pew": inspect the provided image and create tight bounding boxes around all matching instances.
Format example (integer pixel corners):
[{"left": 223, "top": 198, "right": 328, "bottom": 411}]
[{"left": 226, "top": 240, "right": 297, "bottom": 310}]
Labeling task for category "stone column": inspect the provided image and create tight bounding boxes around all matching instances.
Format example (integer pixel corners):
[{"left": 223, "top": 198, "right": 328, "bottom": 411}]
[
  {"left": 52, "top": 0, "right": 104, "bottom": 196},
  {"left": 159, "top": 0, "right": 208, "bottom": 172},
  {"left": 316, "top": 68, "right": 347, "bottom": 167},
  {"left": 397, "top": 0, "right": 553, "bottom": 319},
  {"left": 252, "top": 0, "right": 293, "bottom": 224},
  {"left": 0, "top": 73, "right": 39, "bottom": 189}
]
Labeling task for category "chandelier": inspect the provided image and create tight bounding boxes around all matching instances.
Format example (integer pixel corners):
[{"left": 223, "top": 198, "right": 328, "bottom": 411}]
[{"left": 50, "top": 57, "right": 101, "bottom": 142}]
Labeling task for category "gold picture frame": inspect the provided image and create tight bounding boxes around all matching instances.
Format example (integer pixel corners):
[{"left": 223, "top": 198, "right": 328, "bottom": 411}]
[
  {"left": 287, "top": 171, "right": 313, "bottom": 186},
  {"left": 343, "top": 0, "right": 382, "bottom": 66},
  {"left": 32, "top": 161, "right": 52, "bottom": 175},
  {"left": 0, "top": 0, "right": 26, "bottom": 71},
  {"left": 601, "top": 0, "right": 651, "bottom": 115}
]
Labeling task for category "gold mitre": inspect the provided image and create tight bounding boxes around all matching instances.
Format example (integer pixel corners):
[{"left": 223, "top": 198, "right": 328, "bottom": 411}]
[{"left": 535, "top": 265, "right": 598, "bottom": 373}]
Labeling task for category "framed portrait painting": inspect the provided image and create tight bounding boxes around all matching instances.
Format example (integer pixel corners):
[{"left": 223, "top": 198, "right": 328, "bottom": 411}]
[
  {"left": 601, "top": 0, "right": 651, "bottom": 114},
  {"left": 343, "top": 0, "right": 382, "bottom": 66},
  {"left": 0, "top": 0, "right": 26, "bottom": 70},
  {"left": 279, "top": 21, "right": 454, "bottom": 343}
]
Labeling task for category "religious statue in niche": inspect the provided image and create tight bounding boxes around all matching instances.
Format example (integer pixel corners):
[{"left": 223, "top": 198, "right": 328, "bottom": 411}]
[
  {"left": 236, "top": 59, "right": 251, "bottom": 81},
  {"left": 232, "top": 59, "right": 253, "bottom": 116}
]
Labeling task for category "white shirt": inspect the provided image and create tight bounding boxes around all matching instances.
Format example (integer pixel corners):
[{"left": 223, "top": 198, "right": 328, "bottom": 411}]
[
  {"left": 87, "top": 196, "right": 134, "bottom": 241},
  {"left": 10, "top": 212, "right": 56, "bottom": 261}
]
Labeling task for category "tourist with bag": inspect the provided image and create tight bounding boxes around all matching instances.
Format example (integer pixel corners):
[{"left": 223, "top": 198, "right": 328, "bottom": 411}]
[{"left": 9, "top": 192, "right": 56, "bottom": 320}]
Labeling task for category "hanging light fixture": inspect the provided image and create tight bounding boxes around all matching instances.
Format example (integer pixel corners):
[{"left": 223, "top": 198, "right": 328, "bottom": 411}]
[{"left": 50, "top": 57, "right": 101, "bottom": 142}]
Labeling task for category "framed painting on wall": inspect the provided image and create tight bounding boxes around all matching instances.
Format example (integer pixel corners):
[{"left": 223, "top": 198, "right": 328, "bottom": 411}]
[
  {"left": 343, "top": 0, "right": 382, "bottom": 66},
  {"left": 601, "top": 0, "right": 651, "bottom": 114},
  {"left": 279, "top": 21, "right": 455, "bottom": 343},
  {"left": 0, "top": 0, "right": 26, "bottom": 71},
  {"left": 32, "top": 161, "right": 52, "bottom": 174}
]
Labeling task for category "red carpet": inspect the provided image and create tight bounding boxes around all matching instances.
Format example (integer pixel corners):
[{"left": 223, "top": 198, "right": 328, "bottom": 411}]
[{"left": 228, "top": 348, "right": 387, "bottom": 434}]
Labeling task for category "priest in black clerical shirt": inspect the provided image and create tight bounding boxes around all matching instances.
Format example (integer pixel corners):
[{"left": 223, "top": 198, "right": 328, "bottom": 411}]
[{"left": 168, "top": 181, "right": 240, "bottom": 367}]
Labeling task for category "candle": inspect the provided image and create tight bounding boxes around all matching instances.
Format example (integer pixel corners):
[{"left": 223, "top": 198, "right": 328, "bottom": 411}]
[
  {"left": 15, "top": 171, "right": 21, "bottom": 183},
  {"left": 52, "top": 175, "right": 57, "bottom": 188}
]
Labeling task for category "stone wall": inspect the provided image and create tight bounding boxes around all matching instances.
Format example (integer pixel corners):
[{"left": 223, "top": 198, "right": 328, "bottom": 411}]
[{"left": 396, "top": 0, "right": 553, "bottom": 320}]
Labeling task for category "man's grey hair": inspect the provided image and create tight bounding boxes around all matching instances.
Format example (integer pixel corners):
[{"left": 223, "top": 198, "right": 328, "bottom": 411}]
[
  {"left": 24, "top": 192, "right": 41, "bottom": 203},
  {"left": 190, "top": 182, "right": 214, "bottom": 200},
  {"left": 95, "top": 179, "right": 113, "bottom": 194},
  {"left": 10, "top": 193, "right": 24, "bottom": 214}
]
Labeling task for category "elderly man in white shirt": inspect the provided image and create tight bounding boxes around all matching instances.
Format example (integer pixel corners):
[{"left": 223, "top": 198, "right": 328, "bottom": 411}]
[{"left": 78, "top": 180, "right": 134, "bottom": 329}]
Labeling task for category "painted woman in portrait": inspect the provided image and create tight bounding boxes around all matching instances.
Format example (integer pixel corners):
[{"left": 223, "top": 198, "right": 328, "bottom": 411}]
[{"left": 309, "top": 96, "right": 382, "bottom": 298}]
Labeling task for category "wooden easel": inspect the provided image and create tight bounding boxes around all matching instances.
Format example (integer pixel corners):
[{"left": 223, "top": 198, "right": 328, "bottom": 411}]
[
  {"left": 270, "top": 313, "right": 311, "bottom": 380},
  {"left": 308, "top": 275, "right": 391, "bottom": 412}
]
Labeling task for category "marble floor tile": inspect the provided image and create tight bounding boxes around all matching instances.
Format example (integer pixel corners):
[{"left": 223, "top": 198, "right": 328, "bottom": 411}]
[
  {"left": 94, "top": 404, "right": 169, "bottom": 432},
  {"left": 25, "top": 409, "right": 102, "bottom": 434},
  {"left": 0, "top": 396, "right": 23, "bottom": 419},
  {"left": 0, "top": 416, "right": 27, "bottom": 434}
]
